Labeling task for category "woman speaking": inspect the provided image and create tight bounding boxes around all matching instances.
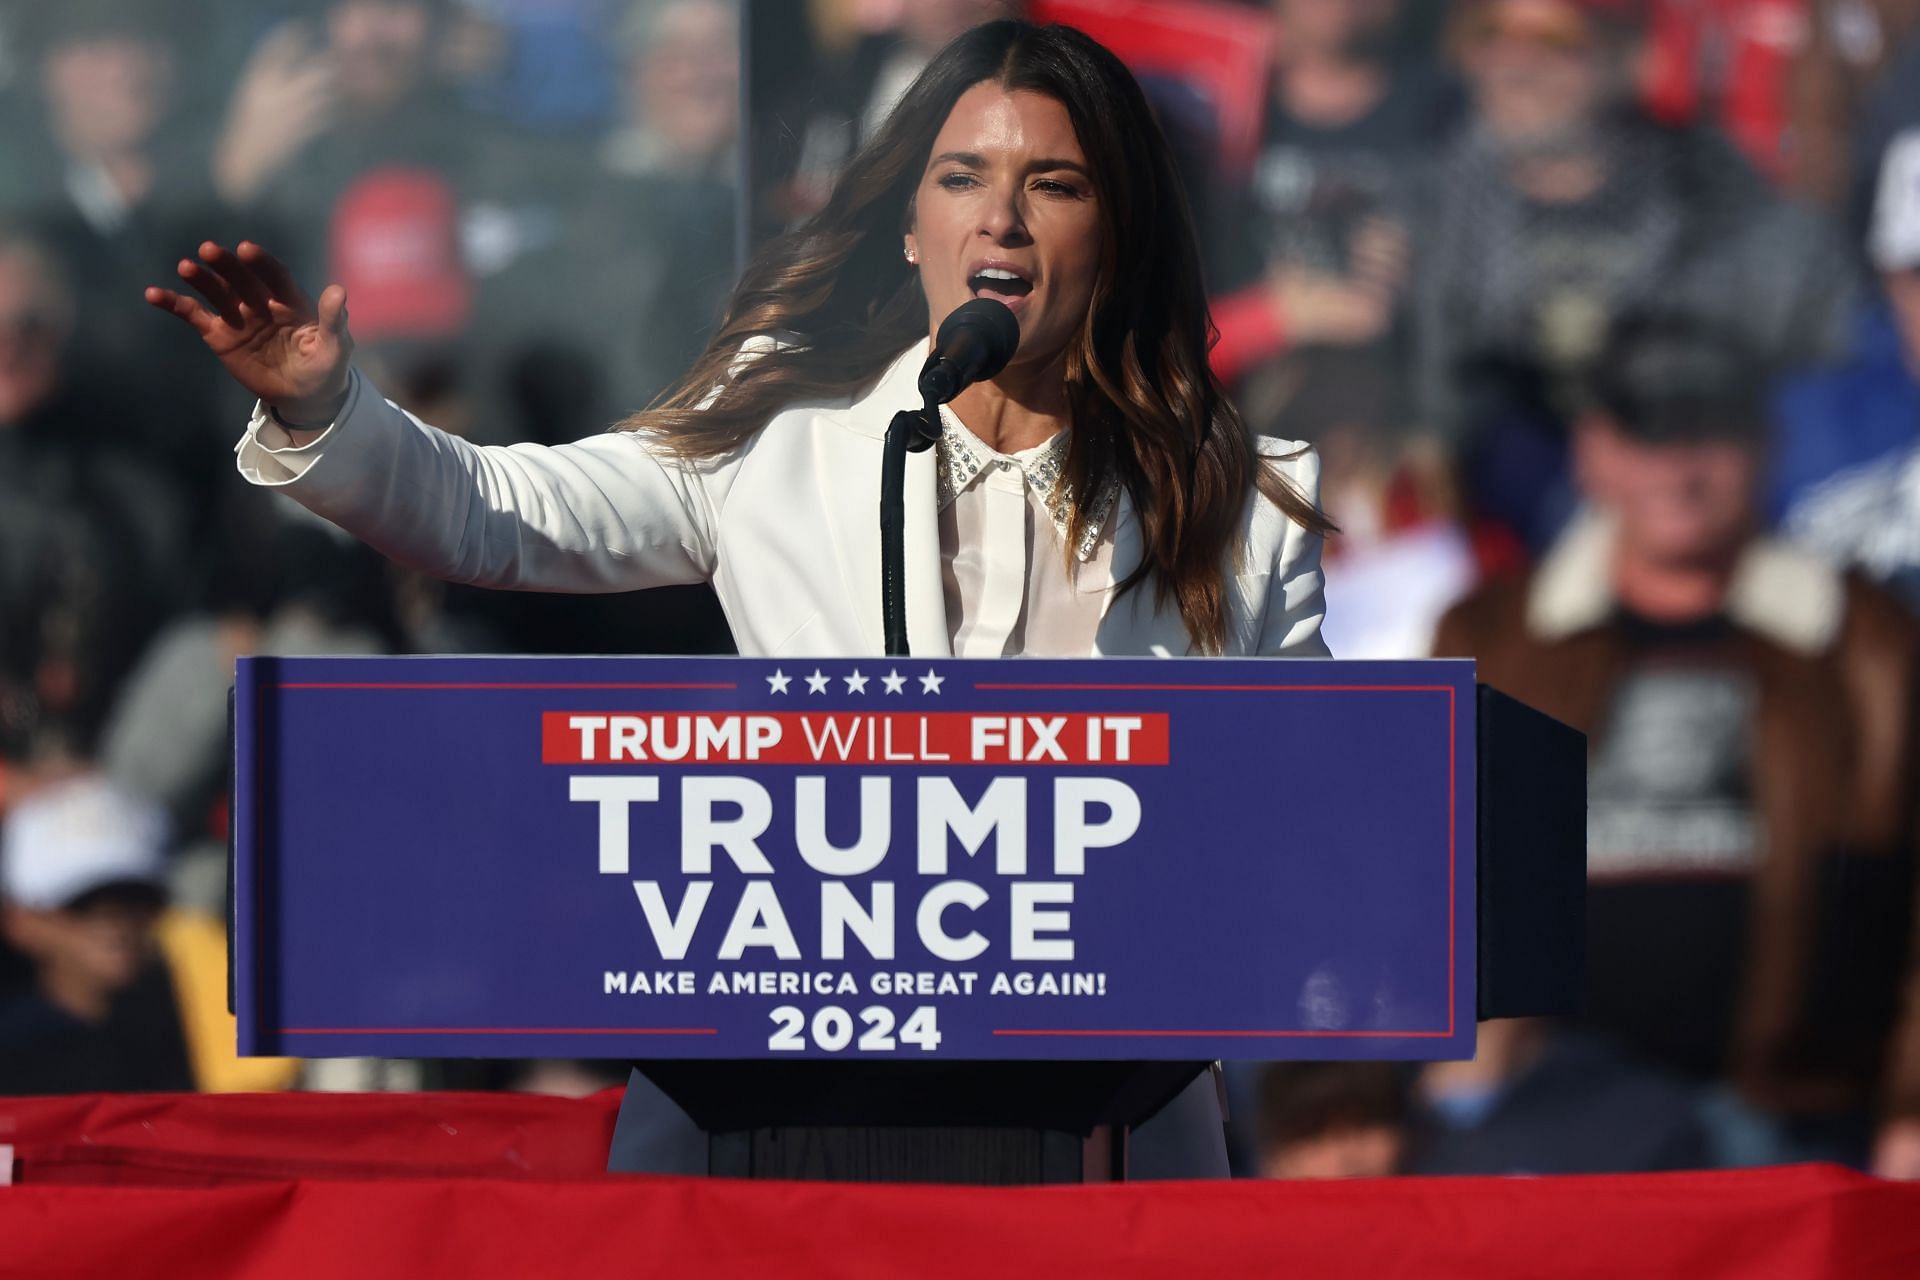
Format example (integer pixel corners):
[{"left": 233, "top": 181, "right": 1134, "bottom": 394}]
[
  {"left": 146, "top": 19, "right": 1330, "bottom": 1176},
  {"left": 148, "top": 20, "right": 1329, "bottom": 665}
]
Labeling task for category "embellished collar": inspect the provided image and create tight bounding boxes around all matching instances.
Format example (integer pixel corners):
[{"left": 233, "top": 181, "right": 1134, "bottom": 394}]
[{"left": 932, "top": 405, "right": 1119, "bottom": 562}]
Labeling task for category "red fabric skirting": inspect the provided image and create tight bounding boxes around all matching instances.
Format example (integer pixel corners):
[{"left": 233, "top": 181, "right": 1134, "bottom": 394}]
[
  {"left": 4, "top": 1094, "right": 1920, "bottom": 1278},
  {"left": 0, "top": 1090, "right": 622, "bottom": 1184},
  {"left": 3, "top": 1164, "right": 1918, "bottom": 1278}
]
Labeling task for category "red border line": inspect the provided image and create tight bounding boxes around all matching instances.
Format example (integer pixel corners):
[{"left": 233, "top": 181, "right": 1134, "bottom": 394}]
[
  {"left": 283, "top": 1027, "right": 719, "bottom": 1036},
  {"left": 278, "top": 682, "right": 737, "bottom": 690},
  {"left": 252, "top": 693, "right": 267, "bottom": 1049},
  {"left": 971, "top": 683, "right": 1453, "bottom": 692},
  {"left": 991, "top": 1029, "right": 1454, "bottom": 1039},
  {"left": 1448, "top": 684, "right": 1457, "bottom": 1038}
]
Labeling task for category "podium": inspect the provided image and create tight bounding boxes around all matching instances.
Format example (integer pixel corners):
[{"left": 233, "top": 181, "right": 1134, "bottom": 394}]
[{"left": 231, "top": 656, "right": 1581, "bottom": 1183}]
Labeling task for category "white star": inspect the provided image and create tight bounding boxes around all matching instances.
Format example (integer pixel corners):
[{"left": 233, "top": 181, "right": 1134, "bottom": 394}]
[
  {"left": 918, "top": 669, "right": 945, "bottom": 695},
  {"left": 881, "top": 669, "right": 907, "bottom": 695},
  {"left": 843, "top": 669, "right": 869, "bottom": 694},
  {"left": 766, "top": 669, "right": 791, "bottom": 694},
  {"left": 805, "top": 669, "right": 830, "bottom": 694}
]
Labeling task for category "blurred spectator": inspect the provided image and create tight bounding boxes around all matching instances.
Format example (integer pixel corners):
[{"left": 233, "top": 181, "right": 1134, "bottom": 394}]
[
  {"left": 552, "top": 0, "right": 744, "bottom": 415},
  {"left": 214, "top": 0, "right": 447, "bottom": 209},
  {"left": 100, "top": 515, "right": 403, "bottom": 842},
  {"left": 0, "top": 772, "right": 194, "bottom": 1094},
  {"left": 0, "top": 225, "right": 188, "bottom": 760},
  {"left": 1410, "top": 1019, "right": 1708, "bottom": 1173},
  {"left": 602, "top": 0, "right": 739, "bottom": 182},
  {"left": 786, "top": 0, "right": 1014, "bottom": 217},
  {"left": 211, "top": 1, "right": 506, "bottom": 299},
  {"left": 1244, "top": 349, "right": 1481, "bottom": 657},
  {"left": 1434, "top": 316, "right": 1920, "bottom": 1175},
  {"left": 1785, "top": 0, "right": 1920, "bottom": 206},
  {"left": 1414, "top": 0, "right": 1854, "bottom": 549},
  {"left": 8, "top": 2, "right": 232, "bottom": 500},
  {"left": 1210, "top": 0, "right": 1460, "bottom": 385},
  {"left": 442, "top": 0, "right": 620, "bottom": 133},
  {"left": 213, "top": 1, "right": 630, "bottom": 448},
  {"left": 1784, "top": 127, "right": 1920, "bottom": 589},
  {"left": 1827, "top": 5, "right": 1920, "bottom": 240},
  {"left": 1253, "top": 1062, "right": 1409, "bottom": 1178}
]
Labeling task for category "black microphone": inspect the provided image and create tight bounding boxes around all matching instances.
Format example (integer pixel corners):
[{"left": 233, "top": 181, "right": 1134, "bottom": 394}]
[{"left": 918, "top": 299, "right": 1021, "bottom": 406}]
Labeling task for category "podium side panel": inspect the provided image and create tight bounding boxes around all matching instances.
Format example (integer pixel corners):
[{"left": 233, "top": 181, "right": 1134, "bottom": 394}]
[
  {"left": 1476, "top": 684, "right": 1585, "bottom": 1019},
  {"left": 232, "top": 657, "right": 284, "bottom": 1056}
]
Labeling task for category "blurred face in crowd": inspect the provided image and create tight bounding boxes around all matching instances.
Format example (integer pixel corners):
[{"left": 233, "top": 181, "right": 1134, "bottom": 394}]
[
  {"left": 0, "top": 247, "right": 72, "bottom": 426},
  {"left": 1, "top": 891, "right": 161, "bottom": 1022},
  {"left": 902, "top": 0, "right": 1015, "bottom": 56},
  {"left": 328, "top": 0, "right": 433, "bottom": 114},
  {"left": 1459, "top": 0, "right": 1627, "bottom": 149},
  {"left": 1577, "top": 415, "right": 1760, "bottom": 568},
  {"left": 632, "top": 0, "right": 739, "bottom": 167},
  {"left": 1274, "top": 0, "right": 1398, "bottom": 59},
  {"left": 1888, "top": 269, "right": 1920, "bottom": 377},
  {"left": 1261, "top": 1126, "right": 1405, "bottom": 1179},
  {"left": 905, "top": 84, "right": 1103, "bottom": 377},
  {"left": 39, "top": 33, "right": 173, "bottom": 161}
]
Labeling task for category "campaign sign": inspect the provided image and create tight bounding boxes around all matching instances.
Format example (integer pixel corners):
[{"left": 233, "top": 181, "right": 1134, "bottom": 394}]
[{"left": 233, "top": 656, "right": 1475, "bottom": 1061}]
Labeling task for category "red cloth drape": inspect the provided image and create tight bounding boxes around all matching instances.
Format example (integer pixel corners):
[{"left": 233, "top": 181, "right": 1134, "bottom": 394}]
[
  {"left": 4, "top": 1093, "right": 1920, "bottom": 1277},
  {"left": 3, "top": 1164, "right": 1918, "bottom": 1278},
  {"left": 0, "top": 1089, "right": 622, "bottom": 1185}
]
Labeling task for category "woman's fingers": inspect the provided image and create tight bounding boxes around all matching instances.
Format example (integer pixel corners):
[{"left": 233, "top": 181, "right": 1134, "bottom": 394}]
[
  {"left": 315, "top": 283, "right": 350, "bottom": 335},
  {"left": 236, "top": 240, "right": 309, "bottom": 310},
  {"left": 197, "top": 240, "right": 274, "bottom": 316},
  {"left": 176, "top": 258, "right": 245, "bottom": 327},
  {"left": 143, "top": 286, "right": 217, "bottom": 336}
]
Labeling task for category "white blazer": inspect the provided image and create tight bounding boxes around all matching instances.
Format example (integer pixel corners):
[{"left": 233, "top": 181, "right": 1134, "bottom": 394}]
[{"left": 235, "top": 343, "right": 1329, "bottom": 658}]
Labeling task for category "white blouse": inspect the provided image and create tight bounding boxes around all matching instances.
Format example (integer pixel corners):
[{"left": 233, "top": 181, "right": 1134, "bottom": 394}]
[{"left": 934, "top": 404, "right": 1119, "bottom": 658}]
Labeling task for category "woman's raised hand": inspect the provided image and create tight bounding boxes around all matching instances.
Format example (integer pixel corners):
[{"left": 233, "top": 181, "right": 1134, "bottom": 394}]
[{"left": 145, "top": 241, "right": 354, "bottom": 424}]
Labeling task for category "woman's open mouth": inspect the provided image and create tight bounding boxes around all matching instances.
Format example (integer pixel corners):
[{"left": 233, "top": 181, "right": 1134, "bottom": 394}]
[{"left": 968, "top": 263, "right": 1034, "bottom": 310}]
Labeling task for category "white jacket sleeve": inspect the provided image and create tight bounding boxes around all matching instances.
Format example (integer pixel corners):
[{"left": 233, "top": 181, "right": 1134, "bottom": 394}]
[
  {"left": 234, "top": 370, "right": 722, "bottom": 593},
  {"left": 1255, "top": 441, "right": 1331, "bottom": 658}
]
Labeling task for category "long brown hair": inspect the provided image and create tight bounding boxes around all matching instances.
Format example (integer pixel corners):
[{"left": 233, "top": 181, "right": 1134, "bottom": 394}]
[{"left": 620, "top": 20, "right": 1333, "bottom": 652}]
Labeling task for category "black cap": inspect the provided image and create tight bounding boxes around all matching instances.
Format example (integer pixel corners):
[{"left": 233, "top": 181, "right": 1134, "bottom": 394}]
[{"left": 1586, "top": 315, "right": 1770, "bottom": 444}]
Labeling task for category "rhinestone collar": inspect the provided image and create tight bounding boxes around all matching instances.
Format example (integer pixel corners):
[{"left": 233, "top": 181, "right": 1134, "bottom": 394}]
[{"left": 933, "top": 405, "right": 1119, "bottom": 562}]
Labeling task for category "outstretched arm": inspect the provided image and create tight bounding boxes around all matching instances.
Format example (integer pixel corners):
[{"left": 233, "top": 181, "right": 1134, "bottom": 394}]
[{"left": 148, "top": 241, "right": 722, "bottom": 594}]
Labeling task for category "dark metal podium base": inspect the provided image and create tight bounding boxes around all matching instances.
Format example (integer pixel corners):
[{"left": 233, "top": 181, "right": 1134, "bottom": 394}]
[
  {"left": 638, "top": 1059, "right": 1202, "bottom": 1185},
  {"left": 711, "top": 1125, "right": 1120, "bottom": 1184}
]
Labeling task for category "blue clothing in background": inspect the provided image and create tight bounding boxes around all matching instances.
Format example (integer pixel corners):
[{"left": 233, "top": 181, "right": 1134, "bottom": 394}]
[
  {"left": 463, "top": 0, "right": 620, "bottom": 131},
  {"left": 1770, "top": 303, "right": 1920, "bottom": 524}
]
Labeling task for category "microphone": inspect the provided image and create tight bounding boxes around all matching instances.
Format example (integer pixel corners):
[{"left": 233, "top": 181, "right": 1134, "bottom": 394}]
[{"left": 918, "top": 299, "right": 1021, "bottom": 406}]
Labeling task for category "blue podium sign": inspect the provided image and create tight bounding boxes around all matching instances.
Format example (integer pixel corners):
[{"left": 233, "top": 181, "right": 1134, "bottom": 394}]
[{"left": 233, "top": 656, "right": 1475, "bottom": 1061}]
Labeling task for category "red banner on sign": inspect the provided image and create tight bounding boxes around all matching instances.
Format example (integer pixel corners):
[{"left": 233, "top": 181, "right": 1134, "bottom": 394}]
[{"left": 541, "top": 712, "right": 1171, "bottom": 766}]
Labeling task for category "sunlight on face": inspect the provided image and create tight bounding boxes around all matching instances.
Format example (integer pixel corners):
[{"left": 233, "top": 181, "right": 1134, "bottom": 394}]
[
  {"left": 906, "top": 84, "right": 1103, "bottom": 376},
  {"left": 1461, "top": 0, "right": 1616, "bottom": 147},
  {"left": 1578, "top": 418, "right": 1759, "bottom": 567}
]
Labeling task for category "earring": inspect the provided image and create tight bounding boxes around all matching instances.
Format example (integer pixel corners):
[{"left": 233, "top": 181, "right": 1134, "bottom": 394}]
[{"left": 904, "top": 247, "right": 917, "bottom": 264}]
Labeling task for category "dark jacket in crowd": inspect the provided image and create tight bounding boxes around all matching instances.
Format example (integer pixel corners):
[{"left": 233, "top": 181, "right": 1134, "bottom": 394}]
[
  {"left": 0, "top": 960, "right": 194, "bottom": 1096},
  {"left": 1407, "top": 1030, "right": 1708, "bottom": 1176},
  {"left": 1411, "top": 118, "right": 1856, "bottom": 440},
  {"left": 1434, "top": 515, "right": 1920, "bottom": 1121}
]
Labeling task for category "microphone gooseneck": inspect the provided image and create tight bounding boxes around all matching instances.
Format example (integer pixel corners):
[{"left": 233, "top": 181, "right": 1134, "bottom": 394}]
[
  {"left": 918, "top": 299, "right": 1021, "bottom": 407},
  {"left": 885, "top": 300, "right": 1022, "bottom": 657}
]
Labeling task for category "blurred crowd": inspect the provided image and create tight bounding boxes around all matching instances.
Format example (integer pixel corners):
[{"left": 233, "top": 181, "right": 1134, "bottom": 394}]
[{"left": 6, "top": 0, "right": 1920, "bottom": 1184}]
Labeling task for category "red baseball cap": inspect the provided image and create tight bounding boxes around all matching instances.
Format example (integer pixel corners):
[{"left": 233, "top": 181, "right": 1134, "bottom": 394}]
[{"left": 328, "top": 167, "right": 473, "bottom": 343}]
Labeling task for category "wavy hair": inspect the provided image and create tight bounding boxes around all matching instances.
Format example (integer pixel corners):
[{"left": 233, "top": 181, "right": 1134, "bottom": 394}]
[{"left": 619, "top": 20, "right": 1332, "bottom": 652}]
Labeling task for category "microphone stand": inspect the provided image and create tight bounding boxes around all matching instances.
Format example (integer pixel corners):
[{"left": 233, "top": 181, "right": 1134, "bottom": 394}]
[{"left": 880, "top": 402, "right": 941, "bottom": 657}]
